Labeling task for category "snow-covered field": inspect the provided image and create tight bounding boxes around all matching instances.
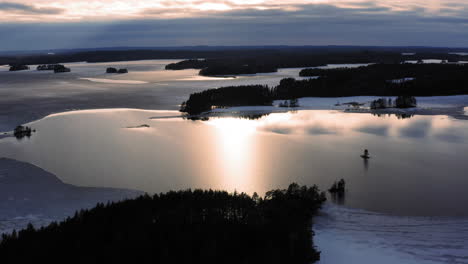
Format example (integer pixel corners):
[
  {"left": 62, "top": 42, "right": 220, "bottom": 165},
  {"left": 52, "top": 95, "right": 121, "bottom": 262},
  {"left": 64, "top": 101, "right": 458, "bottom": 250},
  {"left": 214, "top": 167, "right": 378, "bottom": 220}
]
[{"left": 315, "top": 204, "right": 468, "bottom": 264}]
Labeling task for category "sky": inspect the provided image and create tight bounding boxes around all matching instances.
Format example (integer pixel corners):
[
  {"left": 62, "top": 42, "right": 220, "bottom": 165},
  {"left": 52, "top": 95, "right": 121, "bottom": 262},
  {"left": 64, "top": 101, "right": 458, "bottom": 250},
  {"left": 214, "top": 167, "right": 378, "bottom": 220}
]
[{"left": 1, "top": 0, "right": 468, "bottom": 51}]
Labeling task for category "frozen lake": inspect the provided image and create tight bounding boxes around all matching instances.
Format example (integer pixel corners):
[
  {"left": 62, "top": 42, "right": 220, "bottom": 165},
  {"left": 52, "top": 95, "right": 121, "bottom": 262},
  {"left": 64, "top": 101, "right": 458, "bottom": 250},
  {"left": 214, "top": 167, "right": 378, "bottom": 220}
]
[
  {"left": 1, "top": 59, "right": 468, "bottom": 263},
  {"left": 1, "top": 109, "right": 468, "bottom": 217},
  {"left": 0, "top": 60, "right": 374, "bottom": 131}
]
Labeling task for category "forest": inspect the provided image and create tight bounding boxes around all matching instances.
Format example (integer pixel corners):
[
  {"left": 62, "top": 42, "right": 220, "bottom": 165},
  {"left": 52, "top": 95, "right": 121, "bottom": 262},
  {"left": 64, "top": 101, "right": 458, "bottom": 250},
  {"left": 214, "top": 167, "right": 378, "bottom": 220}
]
[
  {"left": 0, "top": 183, "right": 326, "bottom": 264},
  {"left": 2, "top": 46, "right": 467, "bottom": 72},
  {"left": 180, "top": 63, "right": 468, "bottom": 114},
  {"left": 165, "top": 49, "right": 468, "bottom": 76},
  {"left": 180, "top": 85, "right": 273, "bottom": 114}
]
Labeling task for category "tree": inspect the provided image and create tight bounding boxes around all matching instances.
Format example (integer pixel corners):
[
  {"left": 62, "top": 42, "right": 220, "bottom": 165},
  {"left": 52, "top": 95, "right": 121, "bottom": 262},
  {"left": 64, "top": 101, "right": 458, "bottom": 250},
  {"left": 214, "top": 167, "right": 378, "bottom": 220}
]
[{"left": 395, "top": 95, "right": 417, "bottom": 108}]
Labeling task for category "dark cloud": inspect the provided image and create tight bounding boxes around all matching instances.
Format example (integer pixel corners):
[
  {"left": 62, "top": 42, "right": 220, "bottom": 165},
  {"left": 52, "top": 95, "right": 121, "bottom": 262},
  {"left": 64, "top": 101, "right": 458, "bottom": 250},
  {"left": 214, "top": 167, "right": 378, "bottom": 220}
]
[
  {"left": 1, "top": 3, "right": 468, "bottom": 51},
  {"left": 0, "top": 2, "right": 64, "bottom": 15}
]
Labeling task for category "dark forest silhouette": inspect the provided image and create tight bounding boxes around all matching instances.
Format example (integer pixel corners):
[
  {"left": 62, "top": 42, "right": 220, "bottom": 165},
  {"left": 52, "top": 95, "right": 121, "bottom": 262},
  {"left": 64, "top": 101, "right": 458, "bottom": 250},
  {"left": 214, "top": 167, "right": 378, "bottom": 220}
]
[
  {"left": 8, "top": 65, "right": 29, "bottom": 71},
  {"left": 165, "top": 50, "right": 467, "bottom": 77},
  {"left": 3, "top": 47, "right": 467, "bottom": 72},
  {"left": 0, "top": 183, "right": 326, "bottom": 264},
  {"left": 180, "top": 63, "right": 468, "bottom": 114},
  {"left": 180, "top": 85, "right": 273, "bottom": 114},
  {"left": 106, "top": 67, "right": 128, "bottom": 74}
]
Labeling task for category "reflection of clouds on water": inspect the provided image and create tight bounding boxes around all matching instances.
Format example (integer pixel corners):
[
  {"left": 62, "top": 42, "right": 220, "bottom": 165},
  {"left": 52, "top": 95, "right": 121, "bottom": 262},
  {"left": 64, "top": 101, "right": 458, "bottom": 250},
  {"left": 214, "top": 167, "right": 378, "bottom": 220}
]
[
  {"left": 242, "top": 111, "right": 468, "bottom": 143},
  {"left": 269, "top": 127, "right": 293, "bottom": 135},
  {"left": 433, "top": 129, "right": 465, "bottom": 143},
  {"left": 355, "top": 124, "right": 389, "bottom": 136},
  {"left": 398, "top": 119, "right": 432, "bottom": 138},
  {"left": 307, "top": 126, "right": 337, "bottom": 135}
]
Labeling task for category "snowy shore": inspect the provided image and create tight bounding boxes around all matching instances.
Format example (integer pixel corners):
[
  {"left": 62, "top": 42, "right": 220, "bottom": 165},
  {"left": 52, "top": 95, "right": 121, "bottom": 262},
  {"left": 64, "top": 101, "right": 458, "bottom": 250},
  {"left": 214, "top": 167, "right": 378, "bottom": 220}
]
[
  {"left": 315, "top": 203, "right": 468, "bottom": 264},
  {"left": 203, "top": 95, "right": 468, "bottom": 120},
  {"left": 0, "top": 158, "right": 142, "bottom": 235}
]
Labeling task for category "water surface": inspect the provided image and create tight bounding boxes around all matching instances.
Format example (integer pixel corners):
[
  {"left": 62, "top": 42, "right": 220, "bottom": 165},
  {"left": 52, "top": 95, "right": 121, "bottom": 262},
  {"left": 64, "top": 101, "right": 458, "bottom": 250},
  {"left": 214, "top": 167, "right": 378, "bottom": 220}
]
[{"left": 1, "top": 109, "right": 467, "bottom": 216}]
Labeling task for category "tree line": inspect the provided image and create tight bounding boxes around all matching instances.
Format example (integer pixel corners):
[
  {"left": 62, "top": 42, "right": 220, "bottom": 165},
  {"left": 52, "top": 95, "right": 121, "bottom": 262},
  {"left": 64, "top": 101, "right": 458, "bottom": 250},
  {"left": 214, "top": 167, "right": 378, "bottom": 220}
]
[
  {"left": 180, "top": 85, "right": 273, "bottom": 114},
  {"left": 180, "top": 63, "right": 468, "bottom": 114},
  {"left": 0, "top": 183, "right": 326, "bottom": 264},
  {"left": 165, "top": 50, "right": 468, "bottom": 77}
]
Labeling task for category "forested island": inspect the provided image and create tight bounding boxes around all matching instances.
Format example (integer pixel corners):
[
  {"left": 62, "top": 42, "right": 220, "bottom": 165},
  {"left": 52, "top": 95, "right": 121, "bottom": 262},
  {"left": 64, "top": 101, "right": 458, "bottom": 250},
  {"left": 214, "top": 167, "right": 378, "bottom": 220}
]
[
  {"left": 180, "top": 85, "right": 272, "bottom": 114},
  {"left": 8, "top": 65, "right": 29, "bottom": 71},
  {"left": 13, "top": 125, "right": 34, "bottom": 139},
  {"left": 106, "top": 67, "right": 128, "bottom": 74},
  {"left": 370, "top": 96, "right": 417, "bottom": 109},
  {"left": 0, "top": 183, "right": 326, "bottom": 264},
  {"left": 181, "top": 63, "right": 468, "bottom": 114}
]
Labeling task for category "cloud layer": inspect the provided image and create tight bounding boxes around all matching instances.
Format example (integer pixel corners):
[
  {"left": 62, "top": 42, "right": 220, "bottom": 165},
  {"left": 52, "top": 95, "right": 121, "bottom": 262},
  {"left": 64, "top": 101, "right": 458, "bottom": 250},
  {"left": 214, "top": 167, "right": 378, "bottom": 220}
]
[
  {"left": 0, "top": 1, "right": 467, "bottom": 50},
  {"left": 1, "top": 0, "right": 468, "bottom": 21}
]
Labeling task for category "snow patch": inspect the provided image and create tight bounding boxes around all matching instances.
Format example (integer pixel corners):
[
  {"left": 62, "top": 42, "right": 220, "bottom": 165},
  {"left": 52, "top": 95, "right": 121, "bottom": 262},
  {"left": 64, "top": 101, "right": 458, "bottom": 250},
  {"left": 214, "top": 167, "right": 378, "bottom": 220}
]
[{"left": 315, "top": 204, "right": 468, "bottom": 264}]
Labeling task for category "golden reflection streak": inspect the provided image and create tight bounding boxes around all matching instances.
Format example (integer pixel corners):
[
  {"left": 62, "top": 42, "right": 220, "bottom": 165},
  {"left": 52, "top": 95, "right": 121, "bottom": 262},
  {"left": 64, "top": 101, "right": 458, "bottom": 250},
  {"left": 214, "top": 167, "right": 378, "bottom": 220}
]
[{"left": 206, "top": 118, "right": 258, "bottom": 191}]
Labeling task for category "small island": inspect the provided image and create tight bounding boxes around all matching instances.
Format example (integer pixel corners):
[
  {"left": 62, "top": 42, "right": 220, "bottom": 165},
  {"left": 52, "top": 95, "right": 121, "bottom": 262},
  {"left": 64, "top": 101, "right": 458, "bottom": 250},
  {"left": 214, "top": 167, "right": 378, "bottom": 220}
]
[
  {"left": 370, "top": 96, "right": 417, "bottom": 109},
  {"left": 37, "top": 64, "right": 59, "bottom": 71},
  {"left": 13, "top": 125, "right": 34, "bottom": 139},
  {"left": 9, "top": 65, "right": 30, "bottom": 71},
  {"left": 36, "top": 64, "right": 71, "bottom": 73},
  {"left": 106, "top": 67, "right": 128, "bottom": 74},
  {"left": 53, "top": 65, "right": 71, "bottom": 73}
]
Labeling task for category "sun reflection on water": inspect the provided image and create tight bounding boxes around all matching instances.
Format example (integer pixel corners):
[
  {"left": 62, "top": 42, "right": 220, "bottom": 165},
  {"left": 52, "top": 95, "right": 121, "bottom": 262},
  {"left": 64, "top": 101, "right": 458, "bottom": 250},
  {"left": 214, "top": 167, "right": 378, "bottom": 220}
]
[{"left": 206, "top": 118, "right": 258, "bottom": 191}]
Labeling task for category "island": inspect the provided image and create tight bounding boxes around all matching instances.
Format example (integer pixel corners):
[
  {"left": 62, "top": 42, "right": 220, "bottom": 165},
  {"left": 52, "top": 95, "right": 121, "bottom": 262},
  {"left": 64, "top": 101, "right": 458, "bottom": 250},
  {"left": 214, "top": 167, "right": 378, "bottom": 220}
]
[
  {"left": 370, "top": 96, "right": 417, "bottom": 109},
  {"left": 36, "top": 64, "right": 71, "bottom": 73},
  {"left": 13, "top": 125, "right": 34, "bottom": 139},
  {"left": 180, "top": 63, "right": 468, "bottom": 115},
  {"left": 53, "top": 65, "right": 71, "bottom": 73},
  {"left": 37, "top": 64, "right": 60, "bottom": 71},
  {"left": 9, "top": 65, "right": 29, "bottom": 71},
  {"left": 106, "top": 67, "right": 128, "bottom": 74},
  {"left": 0, "top": 183, "right": 326, "bottom": 264}
]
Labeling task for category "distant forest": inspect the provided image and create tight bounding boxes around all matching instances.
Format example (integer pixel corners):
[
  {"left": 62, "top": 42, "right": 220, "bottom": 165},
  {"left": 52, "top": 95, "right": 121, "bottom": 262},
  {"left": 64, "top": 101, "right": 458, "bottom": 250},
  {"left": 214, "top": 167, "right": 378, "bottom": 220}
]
[
  {"left": 1, "top": 46, "right": 467, "bottom": 71},
  {"left": 0, "top": 184, "right": 326, "bottom": 264},
  {"left": 181, "top": 63, "right": 468, "bottom": 114},
  {"left": 165, "top": 51, "right": 467, "bottom": 76}
]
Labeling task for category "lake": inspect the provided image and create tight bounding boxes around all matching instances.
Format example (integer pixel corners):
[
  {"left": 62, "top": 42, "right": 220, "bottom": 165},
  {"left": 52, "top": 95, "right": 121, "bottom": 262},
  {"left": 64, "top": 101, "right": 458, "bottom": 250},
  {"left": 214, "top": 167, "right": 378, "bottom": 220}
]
[
  {"left": 1, "top": 109, "right": 467, "bottom": 217},
  {"left": 0, "top": 59, "right": 373, "bottom": 131}
]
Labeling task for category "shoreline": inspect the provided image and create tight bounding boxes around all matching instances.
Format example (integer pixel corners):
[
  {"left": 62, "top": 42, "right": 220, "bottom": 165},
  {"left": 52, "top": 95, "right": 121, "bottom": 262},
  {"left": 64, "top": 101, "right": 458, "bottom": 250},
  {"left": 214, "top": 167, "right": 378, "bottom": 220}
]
[{"left": 1, "top": 95, "right": 467, "bottom": 134}]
